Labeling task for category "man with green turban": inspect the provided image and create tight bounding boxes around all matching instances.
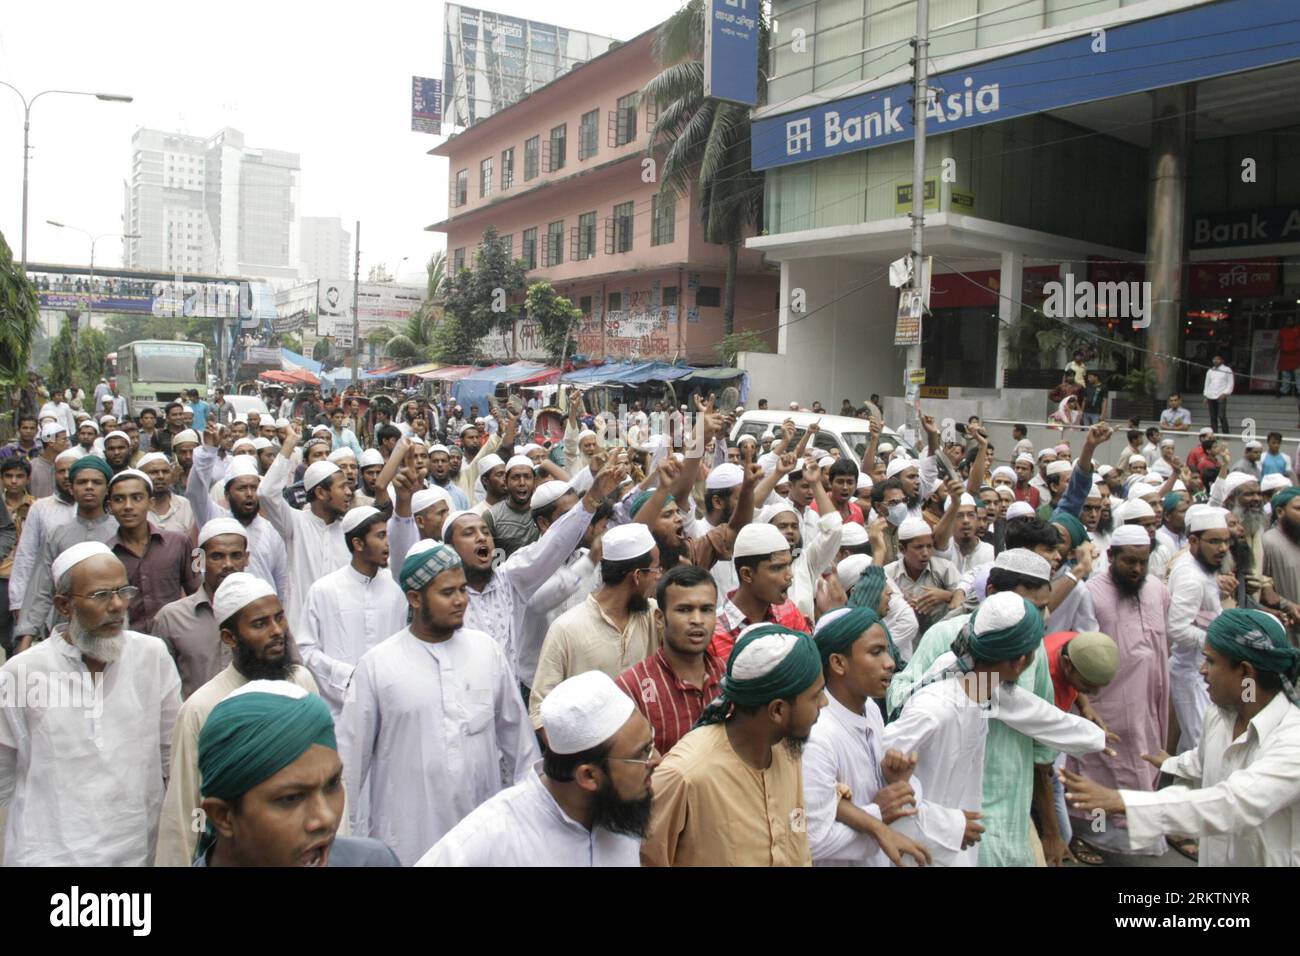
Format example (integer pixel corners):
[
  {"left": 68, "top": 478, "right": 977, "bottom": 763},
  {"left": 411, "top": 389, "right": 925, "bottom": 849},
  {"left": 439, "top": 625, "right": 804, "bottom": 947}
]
[
  {"left": 642, "top": 623, "right": 826, "bottom": 866},
  {"left": 196, "top": 680, "right": 398, "bottom": 867},
  {"left": 884, "top": 591, "right": 1107, "bottom": 866},
  {"left": 1063, "top": 608, "right": 1300, "bottom": 866},
  {"left": 1262, "top": 485, "right": 1300, "bottom": 635}
]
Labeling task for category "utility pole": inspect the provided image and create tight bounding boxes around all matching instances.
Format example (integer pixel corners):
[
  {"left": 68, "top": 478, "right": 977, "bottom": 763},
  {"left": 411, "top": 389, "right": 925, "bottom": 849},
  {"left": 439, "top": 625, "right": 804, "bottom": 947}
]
[
  {"left": 350, "top": 220, "right": 361, "bottom": 387},
  {"left": 905, "top": 0, "right": 930, "bottom": 431}
]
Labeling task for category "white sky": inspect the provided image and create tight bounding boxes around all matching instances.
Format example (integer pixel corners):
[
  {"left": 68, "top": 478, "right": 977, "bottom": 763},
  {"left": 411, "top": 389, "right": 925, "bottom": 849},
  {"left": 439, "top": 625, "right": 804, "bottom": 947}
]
[{"left": 0, "top": 0, "right": 682, "bottom": 283}]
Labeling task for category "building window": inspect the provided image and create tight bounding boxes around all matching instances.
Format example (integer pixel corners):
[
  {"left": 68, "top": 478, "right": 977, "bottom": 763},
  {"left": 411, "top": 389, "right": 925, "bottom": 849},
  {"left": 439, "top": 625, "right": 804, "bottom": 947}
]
[
  {"left": 544, "top": 220, "right": 565, "bottom": 266},
  {"left": 613, "top": 201, "right": 634, "bottom": 253},
  {"left": 499, "top": 233, "right": 513, "bottom": 258},
  {"left": 662, "top": 286, "right": 678, "bottom": 308},
  {"left": 576, "top": 211, "right": 597, "bottom": 260},
  {"left": 608, "top": 291, "right": 622, "bottom": 312},
  {"left": 454, "top": 169, "right": 468, "bottom": 207},
  {"left": 651, "top": 192, "right": 676, "bottom": 246},
  {"left": 522, "top": 227, "right": 538, "bottom": 269},
  {"left": 479, "top": 157, "right": 493, "bottom": 198},
  {"left": 548, "top": 124, "right": 566, "bottom": 172},
  {"left": 615, "top": 92, "right": 639, "bottom": 147},
  {"left": 579, "top": 109, "right": 600, "bottom": 161},
  {"left": 697, "top": 286, "right": 721, "bottom": 308},
  {"left": 501, "top": 147, "right": 515, "bottom": 190},
  {"left": 578, "top": 295, "right": 593, "bottom": 315},
  {"left": 453, "top": 247, "right": 466, "bottom": 273},
  {"left": 524, "top": 136, "right": 539, "bottom": 181}
]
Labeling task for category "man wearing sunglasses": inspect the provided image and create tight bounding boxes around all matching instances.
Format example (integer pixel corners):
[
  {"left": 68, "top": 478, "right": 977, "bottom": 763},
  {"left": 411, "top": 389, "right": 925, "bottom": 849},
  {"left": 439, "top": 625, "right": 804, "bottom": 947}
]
[
  {"left": 420, "top": 671, "right": 660, "bottom": 866},
  {"left": 0, "top": 541, "right": 181, "bottom": 864}
]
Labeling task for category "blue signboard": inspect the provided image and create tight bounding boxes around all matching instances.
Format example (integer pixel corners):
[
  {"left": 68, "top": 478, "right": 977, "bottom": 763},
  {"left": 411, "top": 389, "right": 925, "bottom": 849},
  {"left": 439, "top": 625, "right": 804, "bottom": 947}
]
[
  {"left": 704, "top": 0, "right": 760, "bottom": 106},
  {"left": 752, "top": 0, "right": 1300, "bottom": 171},
  {"left": 411, "top": 76, "right": 442, "bottom": 135}
]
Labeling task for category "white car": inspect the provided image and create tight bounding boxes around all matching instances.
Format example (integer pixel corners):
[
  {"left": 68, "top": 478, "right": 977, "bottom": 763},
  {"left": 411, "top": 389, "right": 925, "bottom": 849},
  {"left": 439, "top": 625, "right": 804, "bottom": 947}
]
[
  {"left": 730, "top": 411, "right": 912, "bottom": 468},
  {"left": 222, "top": 395, "right": 270, "bottom": 419}
]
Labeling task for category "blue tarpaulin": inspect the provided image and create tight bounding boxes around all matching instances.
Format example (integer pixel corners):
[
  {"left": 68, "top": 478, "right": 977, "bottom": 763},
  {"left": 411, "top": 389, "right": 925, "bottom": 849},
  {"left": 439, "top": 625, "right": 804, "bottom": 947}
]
[
  {"left": 451, "top": 362, "right": 552, "bottom": 415},
  {"left": 280, "top": 348, "right": 322, "bottom": 375}
]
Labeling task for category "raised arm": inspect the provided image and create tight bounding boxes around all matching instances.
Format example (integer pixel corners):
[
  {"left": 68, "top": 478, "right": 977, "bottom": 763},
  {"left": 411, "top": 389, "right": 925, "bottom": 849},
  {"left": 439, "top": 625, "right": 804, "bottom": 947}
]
[{"left": 256, "top": 423, "right": 299, "bottom": 540}]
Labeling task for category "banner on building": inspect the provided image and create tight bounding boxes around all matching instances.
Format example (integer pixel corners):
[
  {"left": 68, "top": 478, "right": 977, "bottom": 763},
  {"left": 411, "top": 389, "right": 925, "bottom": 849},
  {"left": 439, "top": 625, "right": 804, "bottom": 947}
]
[
  {"left": 704, "top": 0, "right": 759, "bottom": 106},
  {"left": 1188, "top": 258, "right": 1279, "bottom": 298},
  {"left": 412, "top": 77, "right": 443, "bottom": 135}
]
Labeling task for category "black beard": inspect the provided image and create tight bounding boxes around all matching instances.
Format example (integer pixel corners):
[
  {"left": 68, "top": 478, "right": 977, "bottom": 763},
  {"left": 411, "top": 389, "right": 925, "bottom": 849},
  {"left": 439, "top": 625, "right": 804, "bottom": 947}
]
[
  {"left": 590, "top": 781, "right": 653, "bottom": 839},
  {"left": 1282, "top": 516, "right": 1300, "bottom": 546},
  {"left": 783, "top": 735, "right": 809, "bottom": 758},
  {"left": 1097, "top": 515, "right": 1114, "bottom": 534},
  {"left": 232, "top": 636, "right": 293, "bottom": 680},
  {"left": 906, "top": 492, "right": 921, "bottom": 509},
  {"left": 230, "top": 499, "right": 260, "bottom": 522},
  {"left": 654, "top": 536, "right": 687, "bottom": 569},
  {"left": 628, "top": 593, "right": 650, "bottom": 613},
  {"left": 1108, "top": 564, "right": 1145, "bottom": 598},
  {"left": 1229, "top": 539, "right": 1254, "bottom": 576},
  {"left": 1194, "top": 549, "right": 1223, "bottom": 574}
]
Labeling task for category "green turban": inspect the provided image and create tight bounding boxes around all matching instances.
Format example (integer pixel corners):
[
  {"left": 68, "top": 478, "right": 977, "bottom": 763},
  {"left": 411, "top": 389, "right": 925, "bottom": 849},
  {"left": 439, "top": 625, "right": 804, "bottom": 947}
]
[
  {"left": 814, "top": 607, "right": 894, "bottom": 666},
  {"left": 399, "top": 541, "right": 463, "bottom": 592},
  {"left": 631, "top": 489, "right": 671, "bottom": 519},
  {"left": 951, "top": 594, "right": 1045, "bottom": 669},
  {"left": 848, "top": 565, "right": 888, "bottom": 613},
  {"left": 196, "top": 681, "right": 337, "bottom": 859},
  {"left": 1051, "top": 511, "right": 1087, "bottom": 549},
  {"left": 1162, "top": 492, "right": 1184, "bottom": 515},
  {"left": 69, "top": 455, "right": 112, "bottom": 483},
  {"left": 1207, "top": 609, "right": 1300, "bottom": 706},
  {"left": 695, "top": 624, "right": 822, "bottom": 728},
  {"left": 1271, "top": 487, "right": 1300, "bottom": 513}
]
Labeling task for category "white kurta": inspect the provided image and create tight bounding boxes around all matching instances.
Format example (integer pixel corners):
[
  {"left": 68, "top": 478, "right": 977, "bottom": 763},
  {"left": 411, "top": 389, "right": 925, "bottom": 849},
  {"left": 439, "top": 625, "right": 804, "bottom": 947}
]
[
  {"left": 299, "top": 563, "right": 409, "bottom": 716},
  {"left": 882, "top": 652, "right": 1106, "bottom": 866},
  {"left": 0, "top": 629, "right": 181, "bottom": 866},
  {"left": 257, "top": 452, "right": 350, "bottom": 636},
  {"left": 416, "top": 762, "right": 641, "bottom": 867},
  {"left": 789, "top": 510, "right": 843, "bottom": 621},
  {"left": 517, "top": 549, "right": 599, "bottom": 688},
  {"left": 1122, "top": 694, "right": 1300, "bottom": 866},
  {"left": 6, "top": 495, "right": 74, "bottom": 612},
  {"left": 337, "top": 626, "right": 541, "bottom": 866},
  {"left": 804, "top": 693, "right": 965, "bottom": 867},
  {"left": 1166, "top": 555, "right": 1219, "bottom": 752}
]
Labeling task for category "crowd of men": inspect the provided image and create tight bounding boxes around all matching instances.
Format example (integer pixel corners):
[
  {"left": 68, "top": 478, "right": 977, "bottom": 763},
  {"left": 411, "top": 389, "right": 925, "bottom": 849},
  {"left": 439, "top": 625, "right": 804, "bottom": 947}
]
[{"left": 1, "top": 379, "right": 1298, "bottom": 869}]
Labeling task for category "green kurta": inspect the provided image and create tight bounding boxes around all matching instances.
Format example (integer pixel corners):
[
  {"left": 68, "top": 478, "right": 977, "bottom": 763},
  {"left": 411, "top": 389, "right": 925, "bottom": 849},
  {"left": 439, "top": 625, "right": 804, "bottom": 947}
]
[{"left": 886, "top": 613, "right": 1054, "bottom": 867}]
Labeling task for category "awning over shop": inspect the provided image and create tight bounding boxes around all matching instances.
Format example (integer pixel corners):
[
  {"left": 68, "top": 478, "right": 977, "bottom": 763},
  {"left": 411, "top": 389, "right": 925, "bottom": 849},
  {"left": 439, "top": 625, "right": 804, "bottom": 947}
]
[
  {"left": 279, "top": 348, "right": 322, "bottom": 375},
  {"left": 451, "top": 362, "right": 555, "bottom": 414},
  {"left": 560, "top": 362, "right": 731, "bottom": 386},
  {"left": 260, "top": 367, "right": 320, "bottom": 387},
  {"left": 420, "top": 364, "right": 478, "bottom": 382},
  {"left": 397, "top": 362, "right": 443, "bottom": 377}
]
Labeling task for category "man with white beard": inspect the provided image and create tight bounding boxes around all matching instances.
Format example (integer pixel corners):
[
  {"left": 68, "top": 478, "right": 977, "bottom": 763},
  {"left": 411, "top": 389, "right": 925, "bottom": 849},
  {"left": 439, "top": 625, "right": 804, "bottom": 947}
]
[
  {"left": 0, "top": 542, "right": 181, "bottom": 865},
  {"left": 1215, "top": 471, "right": 1267, "bottom": 574}
]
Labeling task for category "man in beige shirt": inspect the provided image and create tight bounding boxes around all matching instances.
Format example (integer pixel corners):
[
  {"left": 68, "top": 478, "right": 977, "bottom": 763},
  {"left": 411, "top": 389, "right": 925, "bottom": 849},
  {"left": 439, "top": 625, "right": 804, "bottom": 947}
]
[
  {"left": 529, "top": 523, "right": 661, "bottom": 731},
  {"left": 641, "top": 624, "right": 826, "bottom": 866}
]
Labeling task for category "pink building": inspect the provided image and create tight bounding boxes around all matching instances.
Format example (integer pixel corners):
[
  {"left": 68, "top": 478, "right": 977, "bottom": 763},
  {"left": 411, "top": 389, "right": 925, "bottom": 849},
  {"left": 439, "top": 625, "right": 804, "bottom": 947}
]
[{"left": 427, "top": 25, "right": 779, "bottom": 365}]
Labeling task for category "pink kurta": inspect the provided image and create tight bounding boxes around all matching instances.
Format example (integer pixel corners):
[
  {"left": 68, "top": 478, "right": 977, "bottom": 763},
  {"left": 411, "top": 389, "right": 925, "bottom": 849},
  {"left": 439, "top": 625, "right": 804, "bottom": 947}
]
[{"left": 1067, "top": 573, "right": 1171, "bottom": 834}]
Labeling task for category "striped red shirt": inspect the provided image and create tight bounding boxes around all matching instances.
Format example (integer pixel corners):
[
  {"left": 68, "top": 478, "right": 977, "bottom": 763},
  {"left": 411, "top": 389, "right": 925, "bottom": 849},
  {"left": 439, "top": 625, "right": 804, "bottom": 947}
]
[
  {"left": 709, "top": 591, "right": 811, "bottom": 661},
  {"left": 615, "top": 648, "right": 726, "bottom": 755}
]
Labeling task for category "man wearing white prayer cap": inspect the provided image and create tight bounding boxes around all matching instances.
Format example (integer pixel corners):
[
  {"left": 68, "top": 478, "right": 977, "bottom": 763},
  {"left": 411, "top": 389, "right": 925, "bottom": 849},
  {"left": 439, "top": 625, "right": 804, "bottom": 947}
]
[
  {"left": 134, "top": 449, "right": 195, "bottom": 540},
  {"left": 1166, "top": 505, "right": 1230, "bottom": 754},
  {"left": 353, "top": 447, "right": 386, "bottom": 508},
  {"left": 468, "top": 451, "right": 506, "bottom": 514},
  {"left": 153, "top": 570, "right": 319, "bottom": 867},
  {"left": 710, "top": 522, "right": 810, "bottom": 661},
  {"left": 1006, "top": 500, "right": 1036, "bottom": 521},
  {"left": 418, "top": 671, "right": 657, "bottom": 867},
  {"left": 484, "top": 454, "right": 540, "bottom": 558},
  {"left": 1214, "top": 469, "right": 1267, "bottom": 577},
  {"left": 760, "top": 491, "right": 844, "bottom": 622},
  {"left": 529, "top": 522, "right": 661, "bottom": 729},
  {"left": 0, "top": 541, "right": 182, "bottom": 865},
  {"left": 27, "top": 422, "right": 70, "bottom": 498},
  {"left": 885, "top": 516, "right": 962, "bottom": 633},
  {"left": 300, "top": 505, "right": 407, "bottom": 718},
  {"left": 5, "top": 445, "right": 79, "bottom": 629},
  {"left": 936, "top": 491, "right": 993, "bottom": 576},
  {"left": 327, "top": 446, "right": 359, "bottom": 496}
]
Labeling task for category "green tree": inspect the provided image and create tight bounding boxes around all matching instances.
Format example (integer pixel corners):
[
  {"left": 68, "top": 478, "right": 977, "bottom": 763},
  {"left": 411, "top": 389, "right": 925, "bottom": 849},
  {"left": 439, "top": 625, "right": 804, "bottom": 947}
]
[
  {"left": 714, "top": 330, "right": 768, "bottom": 367},
  {"left": 643, "top": 0, "right": 768, "bottom": 336},
  {"left": 0, "top": 229, "right": 39, "bottom": 393},
  {"left": 46, "top": 320, "right": 78, "bottom": 389},
  {"left": 524, "top": 282, "right": 581, "bottom": 365},
  {"left": 440, "top": 227, "right": 526, "bottom": 363},
  {"left": 76, "top": 328, "right": 109, "bottom": 389}
]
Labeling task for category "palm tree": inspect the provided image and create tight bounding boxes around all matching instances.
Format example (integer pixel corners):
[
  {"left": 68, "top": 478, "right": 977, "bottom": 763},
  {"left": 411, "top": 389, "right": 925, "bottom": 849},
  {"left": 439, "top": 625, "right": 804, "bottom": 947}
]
[
  {"left": 381, "top": 251, "right": 447, "bottom": 361},
  {"left": 642, "top": 0, "right": 768, "bottom": 336}
]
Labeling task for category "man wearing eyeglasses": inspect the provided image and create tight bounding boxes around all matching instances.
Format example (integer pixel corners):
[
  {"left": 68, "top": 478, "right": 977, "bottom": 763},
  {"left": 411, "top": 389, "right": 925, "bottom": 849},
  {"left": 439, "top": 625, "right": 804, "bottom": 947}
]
[
  {"left": 420, "top": 671, "right": 660, "bottom": 866},
  {"left": 0, "top": 541, "right": 181, "bottom": 865},
  {"left": 529, "top": 524, "right": 663, "bottom": 740}
]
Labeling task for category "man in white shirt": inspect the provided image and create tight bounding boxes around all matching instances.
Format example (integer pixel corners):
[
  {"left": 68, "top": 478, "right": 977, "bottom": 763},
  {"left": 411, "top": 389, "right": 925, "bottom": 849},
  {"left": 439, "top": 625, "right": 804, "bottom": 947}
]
[
  {"left": 0, "top": 542, "right": 181, "bottom": 865},
  {"left": 337, "top": 541, "right": 539, "bottom": 865},
  {"left": 935, "top": 492, "right": 994, "bottom": 575},
  {"left": 299, "top": 506, "right": 407, "bottom": 716},
  {"left": 1063, "top": 608, "right": 1300, "bottom": 866},
  {"left": 1159, "top": 393, "right": 1193, "bottom": 431},
  {"left": 1203, "top": 353, "right": 1234, "bottom": 436},
  {"left": 418, "top": 671, "right": 656, "bottom": 867}
]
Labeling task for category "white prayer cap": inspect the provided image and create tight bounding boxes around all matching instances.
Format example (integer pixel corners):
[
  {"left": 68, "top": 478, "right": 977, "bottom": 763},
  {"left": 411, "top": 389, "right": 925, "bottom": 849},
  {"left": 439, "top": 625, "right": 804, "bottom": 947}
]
[
  {"left": 520, "top": 443, "right": 544, "bottom": 455},
  {"left": 856, "top": 472, "right": 873, "bottom": 491},
  {"left": 738, "top": 434, "right": 758, "bottom": 446},
  {"left": 407, "top": 435, "right": 426, "bottom": 447},
  {"left": 440, "top": 510, "right": 479, "bottom": 541},
  {"left": 788, "top": 401, "right": 800, "bottom": 410},
  {"left": 1046, "top": 460, "right": 1072, "bottom": 477},
  {"left": 1159, "top": 438, "right": 1175, "bottom": 448},
  {"left": 1127, "top": 454, "right": 1147, "bottom": 466},
  {"left": 885, "top": 458, "right": 917, "bottom": 479},
  {"left": 233, "top": 413, "right": 248, "bottom": 424},
  {"left": 602, "top": 523, "right": 656, "bottom": 561},
  {"left": 732, "top": 629, "right": 801, "bottom": 680},
  {"left": 1261, "top": 473, "right": 1291, "bottom": 493},
  {"left": 198, "top": 517, "right": 247, "bottom": 547},
  {"left": 1187, "top": 506, "right": 1228, "bottom": 533},
  {"left": 98, "top": 414, "right": 116, "bottom": 424},
  {"left": 705, "top": 463, "right": 745, "bottom": 491},
  {"left": 760, "top": 430, "right": 775, "bottom": 441},
  {"left": 1222, "top": 472, "right": 1258, "bottom": 500},
  {"left": 818, "top": 455, "right": 835, "bottom": 470},
  {"left": 103, "top": 429, "right": 129, "bottom": 444},
  {"left": 458, "top": 422, "right": 478, "bottom": 435},
  {"left": 1109, "top": 525, "right": 1151, "bottom": 548},
  {"left": 1172, "top": 480, "right": 1187, "bottom": 492},
  {"left": 51, "top": 540, "right": 115, "bottom": 586},
  {"left": 251, "top": 437, "right": 273, "bottom": 451},
  {"left": 172, "top": 429, "right": 199, "bottom": 448},
  {"left": 1199, "top": 426, "right": 1215, "bottom": 437},
  {"left": 1037, "top": 448, "right": 1056, "bottom": 461},
  {"left": 224, "top": 455, "right": 261, "bottom": 486},
  {"left": 945, "top": 492, "right": 977, "bottom": 512},
  {"left": 476, "top": 453, "right": 504, "bottom": 474},
  {"left": 1014, "top": 454, "right": 1035, "bottom": 467},
  {"left": 274, "top": 418, "right": 290, "bottom": 429},
  {"left": 328, "top": 447, "right": 357, "bottom": 464},
  {"left": 1097, "top": 464, "right": 1115, "bottom": 477},
  {"left": 213, "top": 572, "right": 277, "bottom": 627},
  {"left": 412, "top": 486, "right": 453, "bottom": 515},
  {"left": 109, "top": 468, "right": 152, "bottom": 493},
  {"left": 577, "top": 429, "right": 598, "bottom": 442},
  {"left": 530, "top": 480, "right": 570, "bottom": 511},
  {"left": 878, "top": 442, "right": 895, "bottom": 455},
  {"left": 836, "top": 554, "right": 873, "bottom": 590},
  {"left": 897, "top": 516, "right": 932, "bottom": 541},
  {"left": 427, "top": 443, "right": 450, "bottom": 455},
  {"left": 540, "top": 671, "right": 635, "bottom": 755},
  {"left": 1115, "top": 497, "right": 1155, "bottom": 522},
  {"left": 1085, "top": 483, "right": 1104, "bottom": 501},
  {"left": 1006, "top": 501, "right": 1035, "bottom": 520},
  {"left": 55, "top": 448, "right": 85, "bottom": 465},
  {"left": 993, "top": 548, "right": 1051, "bottom": 583},
  {"left": 79, "top": 419, "right": 100, "bottom": 434},
  {"left": 991, "top": 466, "right": 1017, "bottom": 484},
  {"left": 311, "top": 425, "right": 332, "bottom": 436},
  {"left": 759, "top": 501, "right": 798, "bottom": 525},
  {"left": 340, "top": 505, "right": 382, "bottom": 536},
  {"left": 974, "top": 590, "right": 1030, "bottom": 634},
  {"left": 358, "top": 448, "right": 384, "bottom": 468},
  {"left": 1245, "top": 439, "right": 1263, "bottom": 450},
  {"left": 303, "top": 460, "right": 340, "bottom": 492},
  {"left": 39, "top": 422, "right": 67, "bottom": 442},
  {"left": 841, "top": 522, "right": 869, "bottom": 547},
  {"left": 734, "top": 522, "right": 791, "bottom": 559},
  {"left": 137, "top": 452, "right": 169, "bottom": 470},
  {"left": 505, "top": 454, "right": 534, "bottom": 473},
  {"left": 229, "top": 437, "right": 256, "bottom": 454}
]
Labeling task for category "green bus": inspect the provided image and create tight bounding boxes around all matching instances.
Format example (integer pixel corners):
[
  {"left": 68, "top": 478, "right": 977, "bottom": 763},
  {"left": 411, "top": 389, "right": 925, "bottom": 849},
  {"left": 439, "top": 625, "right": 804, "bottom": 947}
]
[{"left": 117, "top": 340, "right": 208, "bottom": 415}]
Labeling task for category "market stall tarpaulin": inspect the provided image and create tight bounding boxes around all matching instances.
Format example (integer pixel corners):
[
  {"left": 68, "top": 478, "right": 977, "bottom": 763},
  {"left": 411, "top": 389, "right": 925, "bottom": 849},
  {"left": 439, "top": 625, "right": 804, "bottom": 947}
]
[{"left": 452, "top": 362, "right": 554, "bottom": 415}]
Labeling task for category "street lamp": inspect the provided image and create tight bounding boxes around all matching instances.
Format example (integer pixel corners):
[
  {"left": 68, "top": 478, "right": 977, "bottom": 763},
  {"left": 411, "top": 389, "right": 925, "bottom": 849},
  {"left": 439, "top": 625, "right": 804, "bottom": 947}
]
[
  {"left": 0, "top": 82, "right": 133, "bottom": 270},
  {"left": 46, "top": 220, "right": 140, "bottom": 361},
  {"left": 391, "top": 256, "right": 409, "bottom": 282}
]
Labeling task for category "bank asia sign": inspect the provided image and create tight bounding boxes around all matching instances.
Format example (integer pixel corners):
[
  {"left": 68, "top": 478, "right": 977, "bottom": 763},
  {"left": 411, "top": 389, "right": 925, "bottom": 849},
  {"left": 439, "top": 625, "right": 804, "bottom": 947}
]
[{"left": 752, "top": 0, "right": 1300, "bottom": 171}]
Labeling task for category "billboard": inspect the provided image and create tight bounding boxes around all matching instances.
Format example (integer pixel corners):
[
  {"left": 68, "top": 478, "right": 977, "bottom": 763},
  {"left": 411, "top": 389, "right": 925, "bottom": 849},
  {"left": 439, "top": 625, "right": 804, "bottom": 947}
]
[
  {"left": 315, "top": 281, "right": 426, "bottom": 338},
  {"left": 412, "top": 76, "right": 443, "bottom": 134},
  {"left": 704, "top": 0, "right": 760, "bottom": 106},
  {"left": 33, "top": 275, "right": 275, "bottom": 328},
  {"left": 442, "top": 3, "right": 617, "bottom": 128}
]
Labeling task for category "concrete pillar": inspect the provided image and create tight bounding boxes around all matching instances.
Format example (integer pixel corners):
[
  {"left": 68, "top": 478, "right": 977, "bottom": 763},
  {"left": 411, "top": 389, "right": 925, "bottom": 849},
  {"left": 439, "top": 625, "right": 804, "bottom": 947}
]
[
  {"left": 996, "top": 250, "right": 1024, "bottom": 391},
  {"left": 1145, "top": 84, "right": 1195, "bottom": 403},
  {"left": 777, "top": 259, "right": 791, "bottom": 355}
]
